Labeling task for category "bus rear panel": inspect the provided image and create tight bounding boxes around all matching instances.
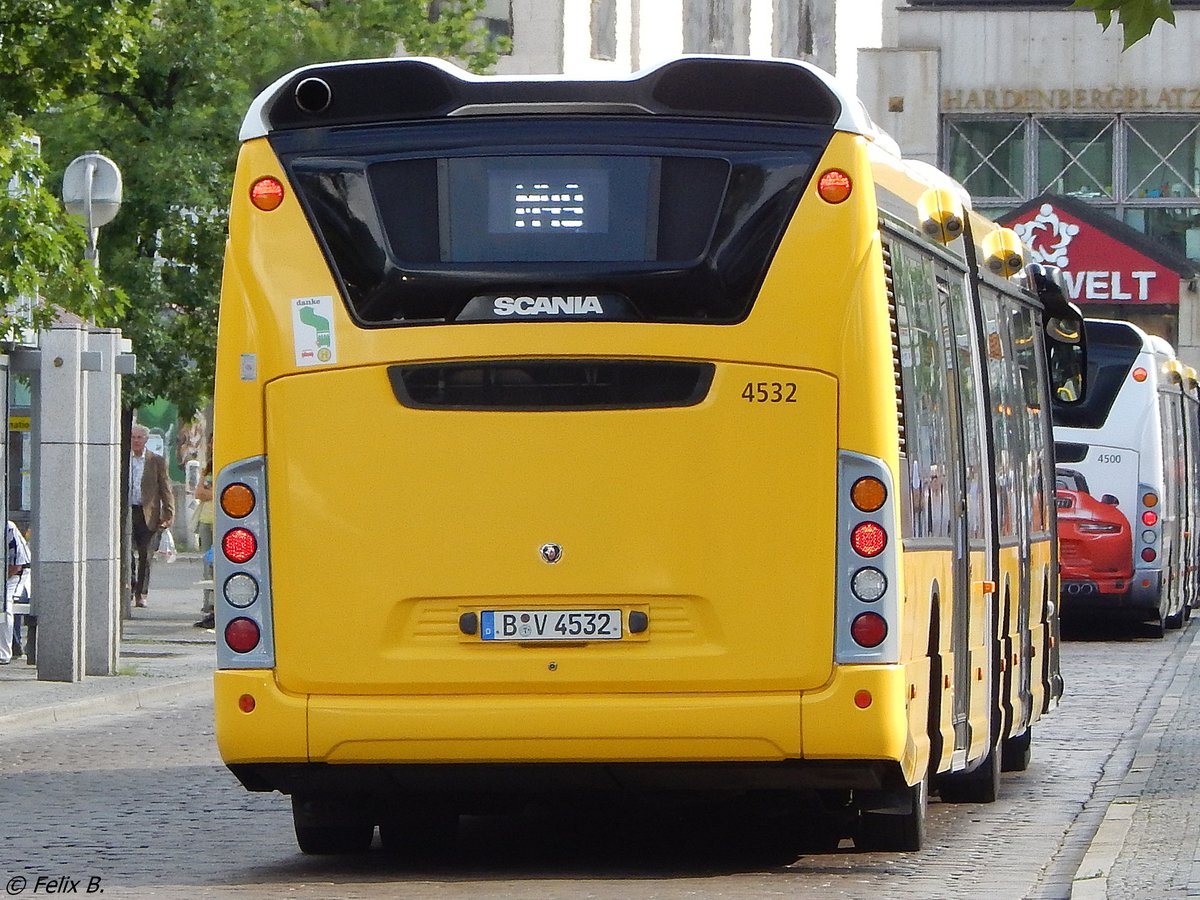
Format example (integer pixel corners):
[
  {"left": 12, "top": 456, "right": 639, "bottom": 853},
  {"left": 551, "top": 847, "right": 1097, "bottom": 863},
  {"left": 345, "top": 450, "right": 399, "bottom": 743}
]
[{"left": 213, "top": 55, "right": 1066, "bottom": 853}]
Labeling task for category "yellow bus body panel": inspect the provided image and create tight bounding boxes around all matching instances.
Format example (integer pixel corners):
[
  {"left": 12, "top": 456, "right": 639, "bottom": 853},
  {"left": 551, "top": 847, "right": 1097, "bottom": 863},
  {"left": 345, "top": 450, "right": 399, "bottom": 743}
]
[
  {"left": 215, "top": 131, "right": 946, "bottom": 775},
  {"left": 264, "top": 363, "right": 838, "bottom": 697},
  {"left": 308, "top": 693, "right": 802, "bottom": 763},
  {"left": 214, "top": 670, "right": 308, "bottom": 763}
]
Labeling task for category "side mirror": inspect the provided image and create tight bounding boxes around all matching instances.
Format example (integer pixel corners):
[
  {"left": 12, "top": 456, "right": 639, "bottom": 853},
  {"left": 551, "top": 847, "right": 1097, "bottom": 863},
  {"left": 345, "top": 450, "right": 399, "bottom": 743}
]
[
  {"left": 1101, "top": 494, "right": 1120, "bottom": 506},
  {"left": 1029, "top": 264, "right": 1088, "bottom": 406}
]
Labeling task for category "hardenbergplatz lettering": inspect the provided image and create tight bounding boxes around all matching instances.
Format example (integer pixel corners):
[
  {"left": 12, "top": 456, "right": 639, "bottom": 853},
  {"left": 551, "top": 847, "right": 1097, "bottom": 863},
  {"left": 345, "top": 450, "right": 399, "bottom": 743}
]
[{"left": 942, "top": 87, "right": 1200, "bottom": 113}]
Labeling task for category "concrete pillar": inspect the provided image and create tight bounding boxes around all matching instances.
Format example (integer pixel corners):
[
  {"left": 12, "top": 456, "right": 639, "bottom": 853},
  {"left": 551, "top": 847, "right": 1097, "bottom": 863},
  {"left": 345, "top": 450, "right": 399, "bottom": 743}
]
[
  {"left": 35, "top": 323, "right": 87, "bottom": 682},
  {"left": 84, "top": 328, "right": 121, "bottom": 675}
]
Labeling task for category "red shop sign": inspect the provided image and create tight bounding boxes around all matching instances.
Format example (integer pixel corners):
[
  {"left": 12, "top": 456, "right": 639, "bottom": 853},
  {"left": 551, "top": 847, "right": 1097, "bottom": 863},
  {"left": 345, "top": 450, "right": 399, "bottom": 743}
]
[{"left": 1003, "top": 201, "right": 1180, "bottom": 305}]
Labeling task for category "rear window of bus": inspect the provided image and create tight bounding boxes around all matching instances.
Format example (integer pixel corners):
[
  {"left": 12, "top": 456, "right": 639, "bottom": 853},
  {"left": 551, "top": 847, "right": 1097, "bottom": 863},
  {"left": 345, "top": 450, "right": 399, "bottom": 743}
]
[{"left": 269, "top": 117, "right": 831, "bottom": 326}]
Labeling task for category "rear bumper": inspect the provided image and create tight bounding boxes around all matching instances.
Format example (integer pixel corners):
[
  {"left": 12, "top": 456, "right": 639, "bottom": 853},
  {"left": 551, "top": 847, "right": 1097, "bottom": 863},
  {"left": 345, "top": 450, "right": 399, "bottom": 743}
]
[
  {"left": 228, "top": 758, "right": 908, "bottom": 802},
  {"left": 1060, "top": 577, "right": 1129, "bottom": 599},
  {"left": 1060, "top": 570, "right": 1162, "bottom": 614},
  {"left": 215, "top": 665, "right": 915, "bottom": 775}
]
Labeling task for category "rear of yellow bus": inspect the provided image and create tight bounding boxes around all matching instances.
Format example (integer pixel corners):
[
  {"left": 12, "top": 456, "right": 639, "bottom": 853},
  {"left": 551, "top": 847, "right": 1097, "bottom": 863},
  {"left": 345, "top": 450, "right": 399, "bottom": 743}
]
[{"left": 213, "top": 57, "right": 922, "bottom": 851}]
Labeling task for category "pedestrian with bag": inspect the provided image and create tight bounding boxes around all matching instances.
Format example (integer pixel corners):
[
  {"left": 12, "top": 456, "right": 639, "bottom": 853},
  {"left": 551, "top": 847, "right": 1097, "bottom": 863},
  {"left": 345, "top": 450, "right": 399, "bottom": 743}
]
[
  {"left": 193, "top": 459, "right": 215, "bottom": 629},
  {"left": 129, "top": 424, "right": 174, "bottom": 609},
  {"left": 0, "top": 519, "right": 31, "bottom": 665}
]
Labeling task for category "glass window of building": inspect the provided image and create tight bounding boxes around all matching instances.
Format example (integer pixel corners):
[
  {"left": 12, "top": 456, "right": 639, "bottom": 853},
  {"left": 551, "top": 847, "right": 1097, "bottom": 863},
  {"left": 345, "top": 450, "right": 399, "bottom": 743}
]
[
  {"left": 945, "top": 114, "right": 1200, "bottom": 261},
  {"left": 945, "top": 118, "right": 1026, "bottom": 200},
  {"left": 1036, "top": 118, "right": 1115, "bottom": 200}
]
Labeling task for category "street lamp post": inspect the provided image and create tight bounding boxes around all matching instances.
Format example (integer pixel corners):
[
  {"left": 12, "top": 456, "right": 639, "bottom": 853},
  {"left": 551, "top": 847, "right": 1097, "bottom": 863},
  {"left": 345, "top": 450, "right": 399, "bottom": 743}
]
[{"left": 62, "top": 152, "right": 122, "bottom": 267}]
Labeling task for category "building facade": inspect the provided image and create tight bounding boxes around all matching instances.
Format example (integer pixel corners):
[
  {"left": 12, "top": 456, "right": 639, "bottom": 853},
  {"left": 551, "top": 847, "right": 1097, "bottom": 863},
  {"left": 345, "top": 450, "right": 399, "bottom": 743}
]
[
  {"left": 491, "top": 0, "right": 889, "bottom": 89},
  {"left": 859, "top": 1, "right": 1200, "bottom": 363}
]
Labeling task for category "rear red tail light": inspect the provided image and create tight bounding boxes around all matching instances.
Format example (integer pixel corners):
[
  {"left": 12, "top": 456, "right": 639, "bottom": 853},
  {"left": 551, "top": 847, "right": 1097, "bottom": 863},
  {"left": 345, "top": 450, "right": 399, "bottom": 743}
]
[
  {"left": 850, "top": 522, "right": 887, "bottom": 557},
  {"left": 223, "top": 527, "right": 257, "bottom": 563},
  {"left": 1141, "top": 548, "right": 1157, "bottom": 562},
  {"left": 851, "top": 612, "right": 888, "bottom": 648},
  {"left": 249, "top": 176, "right": 285, "bottom": 211},
  {"left": 1142, "top": 511, "right": 1158, "bottom": 527},
  {"left": 817, "top": 169, "right": 853, "bottom": 204},
  {"left": 225, "top": 617, "right": 261, "bottom": 653}
]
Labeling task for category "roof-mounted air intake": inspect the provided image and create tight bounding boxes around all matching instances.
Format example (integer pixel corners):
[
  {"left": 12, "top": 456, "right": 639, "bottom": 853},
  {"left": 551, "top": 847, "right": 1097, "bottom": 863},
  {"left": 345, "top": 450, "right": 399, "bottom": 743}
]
[{"left": 241, "top": 55, "right": 868, "bottom": 140}]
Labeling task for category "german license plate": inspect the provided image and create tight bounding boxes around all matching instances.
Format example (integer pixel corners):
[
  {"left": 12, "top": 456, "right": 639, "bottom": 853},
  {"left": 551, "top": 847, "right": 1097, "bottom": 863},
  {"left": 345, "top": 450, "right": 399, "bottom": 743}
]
[{"left": 481, "top": 609, "right": 623, "bottom": 641}]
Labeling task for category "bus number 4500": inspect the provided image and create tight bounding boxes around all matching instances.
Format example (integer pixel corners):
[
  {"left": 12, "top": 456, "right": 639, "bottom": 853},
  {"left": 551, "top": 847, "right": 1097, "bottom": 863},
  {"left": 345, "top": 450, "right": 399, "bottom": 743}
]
[{"left": 742, "top": 382, "right": 798, "bottom": 403}]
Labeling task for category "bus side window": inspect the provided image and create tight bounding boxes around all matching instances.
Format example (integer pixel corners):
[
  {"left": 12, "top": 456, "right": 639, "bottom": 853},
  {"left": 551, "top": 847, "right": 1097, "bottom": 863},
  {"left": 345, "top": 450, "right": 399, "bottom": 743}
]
[{"left": 892, "top": 240, "right": 953, "bottom": 541}]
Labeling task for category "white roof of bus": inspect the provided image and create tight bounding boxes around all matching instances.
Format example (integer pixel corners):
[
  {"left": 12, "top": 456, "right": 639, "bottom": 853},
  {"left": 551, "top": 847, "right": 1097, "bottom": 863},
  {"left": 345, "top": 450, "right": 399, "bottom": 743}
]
[{"left": 240, "top": 55, "right": 888, "bottom": 143}]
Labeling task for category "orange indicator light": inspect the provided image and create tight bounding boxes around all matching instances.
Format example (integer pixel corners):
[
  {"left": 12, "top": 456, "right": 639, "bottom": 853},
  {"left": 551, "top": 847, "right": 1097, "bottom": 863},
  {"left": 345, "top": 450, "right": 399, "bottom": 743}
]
[
  {"left": 851, "top": 477, "right": 887, "bottom": 512},
  {"left": 221, "top": 483, "right": 255, "bottom": 518}
]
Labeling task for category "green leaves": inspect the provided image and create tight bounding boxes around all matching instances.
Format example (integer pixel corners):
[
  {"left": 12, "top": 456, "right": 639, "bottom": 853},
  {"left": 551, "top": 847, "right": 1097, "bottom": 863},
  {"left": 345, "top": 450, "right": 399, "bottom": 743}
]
[
  {"left": 27, "top": 0, "right": 505, "bottom": 416},
  {"left": 0, "top": 0, "right": 137, "bottom": 341},
  {"left": 1070, "top": 0, "right": 1177, "bottom": 49}
]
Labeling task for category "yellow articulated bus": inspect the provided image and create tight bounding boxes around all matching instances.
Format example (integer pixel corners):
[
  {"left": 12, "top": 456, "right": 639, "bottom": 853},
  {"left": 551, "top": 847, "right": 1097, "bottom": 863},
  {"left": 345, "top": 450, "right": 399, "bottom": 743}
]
[{"left": 212, "top": 55, "right": 1085, "bottom": 854}]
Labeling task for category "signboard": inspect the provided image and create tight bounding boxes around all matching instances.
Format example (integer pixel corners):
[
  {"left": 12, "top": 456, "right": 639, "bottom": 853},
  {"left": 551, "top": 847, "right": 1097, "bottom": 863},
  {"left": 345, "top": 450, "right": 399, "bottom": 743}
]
[{"left": 1001, "top": 198, "right": 1184, "bottom": 305}]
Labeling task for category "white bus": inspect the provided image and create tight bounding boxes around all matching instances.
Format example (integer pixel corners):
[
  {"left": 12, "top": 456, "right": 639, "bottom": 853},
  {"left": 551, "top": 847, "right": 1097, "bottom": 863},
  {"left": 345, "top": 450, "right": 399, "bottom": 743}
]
[{"left": 1052, "top": 319, "right": 1191, "bottom": 635}]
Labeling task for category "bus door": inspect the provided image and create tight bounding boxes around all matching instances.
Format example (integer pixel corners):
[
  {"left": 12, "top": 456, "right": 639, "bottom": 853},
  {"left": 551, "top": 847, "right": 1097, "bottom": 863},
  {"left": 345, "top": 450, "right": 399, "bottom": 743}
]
[
  {"left": 1007, "top": 300, "right": 1039, "bottom": 721},
  {"left": 980, "top": 289, "right": 1033, "bottom": 729},
  {"left": 938, "top": 270, "right": 991, "bottom": 756},
  {"left": 891, "top": 234, "right": 985, "bottom": 759}
]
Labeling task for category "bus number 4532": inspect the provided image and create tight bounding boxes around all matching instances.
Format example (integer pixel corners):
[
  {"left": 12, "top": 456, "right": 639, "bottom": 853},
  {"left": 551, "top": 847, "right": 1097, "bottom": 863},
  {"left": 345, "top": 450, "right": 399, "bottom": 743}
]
[{"left": 742, "top": 382, "right": 798, "bottom": 403}]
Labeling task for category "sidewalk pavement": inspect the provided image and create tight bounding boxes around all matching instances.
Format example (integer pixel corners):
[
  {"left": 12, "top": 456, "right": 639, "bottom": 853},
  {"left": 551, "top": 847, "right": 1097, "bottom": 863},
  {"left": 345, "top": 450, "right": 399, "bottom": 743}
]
[
  {"left": 1071, "top": 620, "right": 1200, "bottom": 898},
  {"left": 0, "top": 553, "right": 214, "bottom": 728}
]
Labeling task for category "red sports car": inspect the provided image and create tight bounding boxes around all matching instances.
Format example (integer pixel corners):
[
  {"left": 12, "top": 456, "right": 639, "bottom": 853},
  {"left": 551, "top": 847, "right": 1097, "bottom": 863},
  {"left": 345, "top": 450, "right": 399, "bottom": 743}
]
[{"left": 1055, "top": 468, "right": 1134, "bottom": 601}]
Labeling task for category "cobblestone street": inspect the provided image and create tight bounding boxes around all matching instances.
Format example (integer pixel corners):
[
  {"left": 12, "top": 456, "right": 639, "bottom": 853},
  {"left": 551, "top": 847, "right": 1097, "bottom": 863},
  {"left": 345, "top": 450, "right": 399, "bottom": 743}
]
[{"left": 0, "top": 602, "right": 1190, "bottom": 899}]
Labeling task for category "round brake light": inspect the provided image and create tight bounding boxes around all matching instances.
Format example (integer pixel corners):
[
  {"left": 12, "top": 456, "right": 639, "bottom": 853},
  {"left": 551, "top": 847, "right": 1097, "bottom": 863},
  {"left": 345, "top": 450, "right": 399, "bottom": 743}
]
[
  {"left": 851, "top": 612, "right": 888, "bottom": 648},
  {"left": 223, "top": 527, "right": 257, "bottom": 564},
  {"left": 225, "top": 617, "right": 261, "bottom": 654},
  {"left": 817, "top": 169, "right": 853, "bottom": 204},
  {"left": 1142, "top": 511, "right": 1159, "bottom": 527},
  {"left": 250, "top": 176, "right": 285, "bottom": 211},
  {"left": 1132, "top": 367, "right": 1148, "bottom": 383},
  {"left": 851, "top": 522, "right": 887, "bottom": 558},
  {"left": 1142, "top": 548, "right": 1158, "bottom": 563}
]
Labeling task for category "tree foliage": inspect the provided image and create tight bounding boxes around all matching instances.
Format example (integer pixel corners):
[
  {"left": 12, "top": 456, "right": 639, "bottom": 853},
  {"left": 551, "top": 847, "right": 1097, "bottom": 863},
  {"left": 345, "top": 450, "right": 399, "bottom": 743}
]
[
  {"left": 0, "top": 1, "right": 141, "bottom": 337},
  {"left": 31, "top": 0, "right": 506, "bottom": 416},
  {"left": 1071, "top": 0, "right": 1177, "bottom": 49}
]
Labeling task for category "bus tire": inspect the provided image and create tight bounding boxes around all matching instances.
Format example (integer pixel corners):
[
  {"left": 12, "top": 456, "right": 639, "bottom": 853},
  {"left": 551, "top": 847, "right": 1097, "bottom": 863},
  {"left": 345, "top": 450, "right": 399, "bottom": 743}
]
[
  {"left": 291, "top": 796, "right": 374, "bottom": 855},
  {"left": 936, "top": 742, "right": 1000, "bottom": 804},
  {"left": 1001, "top": 727, "right": 1032, "bottom": 772},
  {"left": 856, "top": 775, "right": 927, "bottom": 852}
]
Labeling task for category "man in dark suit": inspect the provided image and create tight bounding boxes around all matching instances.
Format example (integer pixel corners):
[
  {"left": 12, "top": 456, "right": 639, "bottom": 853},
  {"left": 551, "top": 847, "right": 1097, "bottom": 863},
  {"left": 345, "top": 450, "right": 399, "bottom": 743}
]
[{"left": 129, "top": 424, "right": 175, "bottom": 608}]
